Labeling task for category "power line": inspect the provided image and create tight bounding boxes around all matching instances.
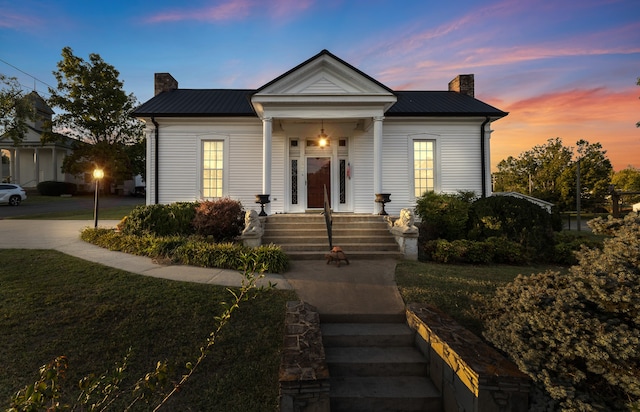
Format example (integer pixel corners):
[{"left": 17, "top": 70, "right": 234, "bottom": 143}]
[{"left": 0, "top": 57, "right": 56, "bottom": 91}]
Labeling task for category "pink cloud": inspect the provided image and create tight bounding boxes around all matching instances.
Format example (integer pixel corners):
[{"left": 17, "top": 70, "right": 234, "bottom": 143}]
[
  {"left": 489, "top": 87, "right": 640, "bottom": 171},
  {"left": 144, "top": 0, "right": 314, "bottom": 23},
  {"left": 0, "top": 11, "right": 41, "bottom": 30}
]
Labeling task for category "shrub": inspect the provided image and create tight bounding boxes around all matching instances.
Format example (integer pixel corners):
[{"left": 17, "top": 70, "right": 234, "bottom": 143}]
[
  {"left": 81, "top": 229, "right": 289, "bottom": 273},
  {"left": 424, "top": 237, "right": 527, "bottom": 265},
  {"left": 192, "top": 198, "right": 244, "bottom": 242},
  {"left": 552, "top": 231, "right": 605, "bottom": 265},
  {"left": 467, "top": 195, "right": 555, "bottom": 260},
  {"left": 415, "top": 191, "right": 474, "bottom": 241},
  {"left": 483, "top": 213, "right": 640, "bottom": 411},
  {"left": 119, "top": 203, "right": 197, "bottom": 236},
  {"left": 36, "top": 181, "right": 77, "bottom": 196}
]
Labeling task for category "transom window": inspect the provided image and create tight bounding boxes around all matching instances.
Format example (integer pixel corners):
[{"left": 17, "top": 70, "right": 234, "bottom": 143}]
[
  {"left": 203, "top": 141, "right": 223, "bottom": 198},
  {"left": 414, "top": 140, "right": 434, "bottom": 197}
]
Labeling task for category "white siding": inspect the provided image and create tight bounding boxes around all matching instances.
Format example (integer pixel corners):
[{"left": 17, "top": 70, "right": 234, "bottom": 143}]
[{"left": 350, "top": 131, "right": 374, "bottom": 213}]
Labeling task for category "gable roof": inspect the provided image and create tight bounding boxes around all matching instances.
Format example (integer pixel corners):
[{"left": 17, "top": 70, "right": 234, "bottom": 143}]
[{"left": 132, "top": 50, "right": 508, "bottom": 119}]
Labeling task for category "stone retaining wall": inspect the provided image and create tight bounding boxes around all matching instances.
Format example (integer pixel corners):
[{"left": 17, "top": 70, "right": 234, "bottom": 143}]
[
  {"left": 406, "top": 303, "right": 530, "bottom": 412},
  {"left": 279, "top": 301, "right": 330, "bottom": 412}
]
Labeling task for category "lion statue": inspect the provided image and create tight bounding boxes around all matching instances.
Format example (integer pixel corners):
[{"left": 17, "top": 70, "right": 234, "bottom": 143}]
[
  {"left": 241, "top": 209, "right": 263, "bottom": 237},
  {"left": 392, "top": 208, "right": 418, "bottom": 234}
]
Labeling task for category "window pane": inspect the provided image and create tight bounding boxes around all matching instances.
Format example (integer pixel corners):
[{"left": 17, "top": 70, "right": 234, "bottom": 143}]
[
  {"left": 203, "top": 141, "right": 223, "bottom": 199},
  {"left": 414, "top": 140, "right": 434, "bottom": 197}
]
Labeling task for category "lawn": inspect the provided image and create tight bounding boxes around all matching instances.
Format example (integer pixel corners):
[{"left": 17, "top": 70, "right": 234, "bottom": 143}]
[
  {"left": 395, "top": 260, "right": 569, "bottom": 337},
  {"left": 0, "top": 249, "right": 297, "bottom": 411}
]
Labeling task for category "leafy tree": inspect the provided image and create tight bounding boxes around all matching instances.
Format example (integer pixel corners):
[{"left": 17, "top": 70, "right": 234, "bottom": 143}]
[
  {"left": 493, "top": 138, "right": 612, "bottom": 212},
  {"left": 46, "top": 47, "right": 144, "bottom": 185},
  {"left": 559, "top": 139, "right": 613, "bottom": 211},
  {"left": 0, "top": 74, "right": 34, "bottom": 143},
  {"left": 612, "top": 166, "right": 640, "bottom": 204}
]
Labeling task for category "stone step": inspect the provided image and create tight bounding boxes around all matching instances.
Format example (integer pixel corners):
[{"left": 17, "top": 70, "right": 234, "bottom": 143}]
[
  {"left": 325, "top": 346, "right": 428, "bottom": 377},
  {"left": 329, "top": 376, "right": 441, "bottom": 412},
  {"left": 263, "top": 241, "right": 398, "bottom": 250},
  {"left": 321, "top": 323, "right": 414, "bottom": 347}
]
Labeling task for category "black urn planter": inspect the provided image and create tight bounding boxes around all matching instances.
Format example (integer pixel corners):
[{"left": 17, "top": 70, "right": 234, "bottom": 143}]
[
  {"left": 375, "top": 193, "right": 391, "bottom": 215},
  {"left": 255, "top": 194, "right": 270, "bottom": 216}
]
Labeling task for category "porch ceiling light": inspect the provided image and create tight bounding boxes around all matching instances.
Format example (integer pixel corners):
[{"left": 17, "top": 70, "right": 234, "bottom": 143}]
[{"left": 318, "top": 120, "right": 329, "bottom": 148}]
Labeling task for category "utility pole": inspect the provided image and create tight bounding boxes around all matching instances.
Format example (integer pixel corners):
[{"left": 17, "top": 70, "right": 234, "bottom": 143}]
[{"left": 576, "top": 159, "right": 581, "bottom": 232}]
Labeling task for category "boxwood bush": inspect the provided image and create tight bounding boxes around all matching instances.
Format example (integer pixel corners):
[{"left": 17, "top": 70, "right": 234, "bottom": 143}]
[
  {"left": 119, "top": 203, "right": 198, "bottom": 236},
  {"left": 483, "top": 213, "right": 640, "bottom": 411},
  {"left": 36, "top": 181, "right": 78, "bottom": 196},
  {"left": 192, "top": 198, "right": 244, "bottom": 241}
]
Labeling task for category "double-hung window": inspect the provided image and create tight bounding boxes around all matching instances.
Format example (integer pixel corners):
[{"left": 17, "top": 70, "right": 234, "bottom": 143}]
[
  {"left": 202, "top": 141, "right": 224, "bottom": 198},
  {"left": 413, "top": 140, "right": 434, "bottom": 197}
]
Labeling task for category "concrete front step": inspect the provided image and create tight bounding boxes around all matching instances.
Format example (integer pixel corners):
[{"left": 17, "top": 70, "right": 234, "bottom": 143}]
[
  {"left": 322, "top": 321, "right": 442, "bottom": 411},
  {"left": 329, "top": 376, "right": 441, "bottom": 412},
  {"left": 321, "top": 323, "right": 414, "bottom": 347},
  {"left": 325, "top": 346, "right": 428, "bottom": 377},
  {"left": 263, "top": 213, "right": 402, "bottom": 260}
]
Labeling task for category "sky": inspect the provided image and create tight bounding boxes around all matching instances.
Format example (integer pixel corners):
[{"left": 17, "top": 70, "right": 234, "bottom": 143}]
[{"left": 1, "top": 0, "right": 639, "bottom": 171}]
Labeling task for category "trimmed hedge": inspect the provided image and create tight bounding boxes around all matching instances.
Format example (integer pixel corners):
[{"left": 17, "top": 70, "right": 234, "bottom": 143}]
[
  {"left": 118, "top": 203, "right": 198, "bottom": 236},
  {"left": 424, "top": 237, "right": 527, "bottom": 265},
  {"left": 192, "top": 198, "right": 244, "bottom": 241},
  {"left": 81, "top": 228, "right": 289, "bottom": 274}
]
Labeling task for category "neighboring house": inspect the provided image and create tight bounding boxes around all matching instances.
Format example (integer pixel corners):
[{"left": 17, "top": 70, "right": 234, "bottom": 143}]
[
  {"left": 132, "top": 50, "right": 508, "bottom": 215},
  {"left": 492, "top": 191, "right": 554, "bottom": 213},
  {"left": 0, "top": 91, "right": 81, "bottom": 189}
]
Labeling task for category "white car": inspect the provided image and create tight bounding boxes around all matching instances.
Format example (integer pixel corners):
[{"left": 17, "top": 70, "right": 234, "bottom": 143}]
[{"left": 0, "top": 184, "right": 27, "bottom": 206}]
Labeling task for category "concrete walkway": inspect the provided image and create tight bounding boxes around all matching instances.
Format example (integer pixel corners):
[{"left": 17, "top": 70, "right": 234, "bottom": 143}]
[{"left": 0, "top": 220, "right": 405, "bottom": 317}]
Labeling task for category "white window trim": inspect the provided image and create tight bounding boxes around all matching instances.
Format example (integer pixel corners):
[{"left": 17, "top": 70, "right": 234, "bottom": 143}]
[
  {"left": 197, "top": 134, "right": 230, "bottom": 200},
  {"left": 409, "top": 134, "right": 441, "bottom": 201}
]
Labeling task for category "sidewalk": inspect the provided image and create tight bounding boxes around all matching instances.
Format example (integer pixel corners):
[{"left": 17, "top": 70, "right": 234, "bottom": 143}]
[{"left": 0, "top": 220, "right": 405, "bottom": 317}]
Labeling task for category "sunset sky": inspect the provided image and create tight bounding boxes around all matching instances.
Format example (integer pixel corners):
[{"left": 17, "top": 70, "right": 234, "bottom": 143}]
[{"left": 1, "top": 0, "right": 638, "bottom": 171}]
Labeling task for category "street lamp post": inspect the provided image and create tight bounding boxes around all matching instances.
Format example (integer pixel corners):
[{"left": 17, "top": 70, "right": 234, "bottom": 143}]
[{"left": 93, "top": 168, "right": 104, "bottom": 228}]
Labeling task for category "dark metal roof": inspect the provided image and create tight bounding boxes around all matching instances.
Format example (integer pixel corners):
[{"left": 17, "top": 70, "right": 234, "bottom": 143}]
[
  {"left": 388, "top": 91, "right": 507, "bottom": 117},
  {"left": 133, "top": 88, "right": 507, "bottom": 118},
  {"left": 132, "top": 89, "right": 256, "bottom": 117}
]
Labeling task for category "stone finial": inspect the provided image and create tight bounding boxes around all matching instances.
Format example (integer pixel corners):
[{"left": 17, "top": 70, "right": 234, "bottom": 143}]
[
  {"left": 154, "top": 73, "right": 178, "bottom": 96},
  {"left": 448, "top": 74, "right": 474, "bottom": 98}
]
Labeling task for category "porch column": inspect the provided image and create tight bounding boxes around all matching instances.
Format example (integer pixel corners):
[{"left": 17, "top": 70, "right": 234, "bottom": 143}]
[
  {"left": 35, "top": 148, "right": 40, "bottom": 184},
  {"left": 52, "top": 147, "right": 58, "bottom": 181},
  {"left": 14, "top": 148, "right": 20, "bottom": 184},
  {"left": 262, "top": 117, "right": 272, "bottom": 196},
  {"left": 373, "top": 116, "right": 384, "bottom": 213}
]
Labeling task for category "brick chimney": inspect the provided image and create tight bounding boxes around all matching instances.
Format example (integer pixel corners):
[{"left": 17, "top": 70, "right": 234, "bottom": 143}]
[
  {"left": 154, "top": 73, "right": 178, "bottom": 96},
  {"left": 448, "top": 74, "right": 474, "bottom": 98}
]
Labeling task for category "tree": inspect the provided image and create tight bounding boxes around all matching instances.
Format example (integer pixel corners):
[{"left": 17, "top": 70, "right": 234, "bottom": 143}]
[
  {"left": 493, "top": 138, "right": 612, "bottom": 212},
  {"left": 46, "top": 47, "right": 144, "bottom": 185},
  {"left": 612, "top": 166, "right": 640, "bottom": 204},
  {"left": 559, "top": 140, "right": 613, "bottom": 211},
  {"left": 0, "top": 74, "right": 34, "bottom": 143},
  {"left": 493, "top": 137, "right": 573, "bottom": 207}
]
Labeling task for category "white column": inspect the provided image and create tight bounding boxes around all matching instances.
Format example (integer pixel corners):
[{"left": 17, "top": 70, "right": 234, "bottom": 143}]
[
  {"left": 34, "top": 148, "right": 40, "bottom": 184},
  {"left": 52, "top": 148, "right": 58, "bottom": 181},
  {"left": 262, "top": 117, "right": 272, "bottom": 196},
  {"left": 373, "top": 116, "right": 384, "bottom": 212},
  {"left": 14, "top": 148, "right": 20, "bottom": 184}
]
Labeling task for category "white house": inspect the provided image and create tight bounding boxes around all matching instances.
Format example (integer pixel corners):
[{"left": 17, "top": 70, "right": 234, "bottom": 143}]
[
  {"left": 0, "top": 91, "right": 81, "bottom": 188},
  {"left": 133, "top": 50, "right": 507, "bottom": 216}
]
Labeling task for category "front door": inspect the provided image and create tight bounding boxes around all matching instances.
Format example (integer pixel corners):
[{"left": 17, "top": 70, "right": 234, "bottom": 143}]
[{"left": 307, "top": 157, "right": 331, "bottom": 208}]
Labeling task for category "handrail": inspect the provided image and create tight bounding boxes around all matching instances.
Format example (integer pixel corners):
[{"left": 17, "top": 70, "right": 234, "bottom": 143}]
[{"left": 323, "top": 184, "right": 332, "bottom": 249}]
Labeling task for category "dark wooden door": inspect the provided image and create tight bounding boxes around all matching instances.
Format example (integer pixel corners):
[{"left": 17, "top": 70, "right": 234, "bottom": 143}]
[{"left": 307, "top": 157, "right": 331, "bottom": 208}]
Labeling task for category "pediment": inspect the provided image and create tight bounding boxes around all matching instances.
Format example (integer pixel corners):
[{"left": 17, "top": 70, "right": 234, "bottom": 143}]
[{"left": 252, "top": 50, "right": 396, "bottom": 117}]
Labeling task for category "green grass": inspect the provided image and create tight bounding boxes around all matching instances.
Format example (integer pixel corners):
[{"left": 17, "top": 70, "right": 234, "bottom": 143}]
[
  {"left": 395, "top": 260, "right": 568, "bottom": 336},
  {"left": 0, "top": 249, "right": 297, "bottom": 411}
]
